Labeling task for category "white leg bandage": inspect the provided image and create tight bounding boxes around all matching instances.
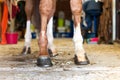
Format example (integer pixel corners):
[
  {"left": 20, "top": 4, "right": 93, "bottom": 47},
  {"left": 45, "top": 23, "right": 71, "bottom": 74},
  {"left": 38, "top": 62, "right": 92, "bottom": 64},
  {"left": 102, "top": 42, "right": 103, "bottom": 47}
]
[
  {"left": 73, "top": 24, "right": 85, "bottom": 56},
  {"left": 47, "top": 17, "right": 55, "bottom": 51},
  {"left": 24, "top": 20, "right": 32, "bottom": 47}
]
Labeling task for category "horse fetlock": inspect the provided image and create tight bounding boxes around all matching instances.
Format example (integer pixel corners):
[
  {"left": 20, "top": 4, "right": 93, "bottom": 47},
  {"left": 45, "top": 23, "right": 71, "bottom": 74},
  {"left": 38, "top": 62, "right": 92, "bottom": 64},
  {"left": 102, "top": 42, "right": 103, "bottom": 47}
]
[
  {"left": 74, "top": 54, "right": 89, "bottom": 65},
  {"left": 75, "top": 49, "right": 85, "bottom": 57},
  {"left": 76, "top": 54, "right": 86, "bottom": 62},
  {"left": 21, "top": 46, "right": 31, "bottom": 55},
  {"left": 38, "top": 38, "right": 48, "bottom": 47},
  {"left": 48, "top": 47, "right": 58, "bottom": 57},
  {"left": 39, "top": 47, "right": 48, "bottom": 55}
]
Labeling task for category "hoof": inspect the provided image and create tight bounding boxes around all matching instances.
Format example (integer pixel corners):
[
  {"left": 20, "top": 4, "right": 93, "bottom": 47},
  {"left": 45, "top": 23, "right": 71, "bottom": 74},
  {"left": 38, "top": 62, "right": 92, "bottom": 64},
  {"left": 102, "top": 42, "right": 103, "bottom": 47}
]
[
  {"left": 21, "top": 47, "right": 31, "bottom": 55},
  {"left": 74, "top": 54, "right": 90, "bottom": 65},
  {"left": 48, "top": 49, "right": 58, "bottom": 57},
  {"left": 37, "top": 56, "right": 53, "bottom": 67}
]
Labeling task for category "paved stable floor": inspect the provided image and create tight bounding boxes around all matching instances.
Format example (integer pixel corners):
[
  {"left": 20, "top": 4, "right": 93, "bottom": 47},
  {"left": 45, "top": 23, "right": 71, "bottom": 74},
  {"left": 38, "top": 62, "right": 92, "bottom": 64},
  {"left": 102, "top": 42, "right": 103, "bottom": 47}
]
[{"left": 0, "top": 38, "right": 120, "bottom": 80}]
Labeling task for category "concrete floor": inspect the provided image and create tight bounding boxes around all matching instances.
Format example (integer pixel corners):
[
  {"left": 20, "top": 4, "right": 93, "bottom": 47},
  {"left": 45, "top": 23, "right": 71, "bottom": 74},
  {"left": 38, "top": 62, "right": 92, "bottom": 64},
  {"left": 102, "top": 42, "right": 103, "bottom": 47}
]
[{"left": 0, "top": 38, "right": 120, "bottom": 80}]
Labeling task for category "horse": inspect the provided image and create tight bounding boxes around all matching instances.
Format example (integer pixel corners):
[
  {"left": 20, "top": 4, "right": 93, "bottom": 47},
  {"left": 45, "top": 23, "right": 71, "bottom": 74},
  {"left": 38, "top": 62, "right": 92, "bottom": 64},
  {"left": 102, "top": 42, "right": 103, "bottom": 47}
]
[{"left": 22, "top": 0, "right": 90, "bottom": 67}]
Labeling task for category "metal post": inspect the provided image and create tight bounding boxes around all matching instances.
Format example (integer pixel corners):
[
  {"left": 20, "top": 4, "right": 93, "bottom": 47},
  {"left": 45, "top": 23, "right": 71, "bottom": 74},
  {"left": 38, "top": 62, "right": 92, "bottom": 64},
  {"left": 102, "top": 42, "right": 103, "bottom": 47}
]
[{"left": 112, "top": 0, "right": 116, "bottom": 41}]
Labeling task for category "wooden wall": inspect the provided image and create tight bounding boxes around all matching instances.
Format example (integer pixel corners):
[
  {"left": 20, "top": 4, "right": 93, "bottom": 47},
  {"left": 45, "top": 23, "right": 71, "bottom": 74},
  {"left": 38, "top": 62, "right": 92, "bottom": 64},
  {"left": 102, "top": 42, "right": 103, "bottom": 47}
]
[{"left": 98, "top": 0, "right": 113, "bottom": 44}]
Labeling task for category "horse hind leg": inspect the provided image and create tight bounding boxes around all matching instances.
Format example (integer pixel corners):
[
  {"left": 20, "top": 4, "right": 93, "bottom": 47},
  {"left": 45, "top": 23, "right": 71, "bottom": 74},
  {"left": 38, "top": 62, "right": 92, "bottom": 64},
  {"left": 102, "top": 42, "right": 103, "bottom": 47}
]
[
  {"left": 21, "top": 0, "right": 33, "bottom": 55},
  {"left": 70, "top": 0, "right": 89, "bottom": 65},
  {"left": 47, "top": 14, "right": 58, "bottom": 57}
]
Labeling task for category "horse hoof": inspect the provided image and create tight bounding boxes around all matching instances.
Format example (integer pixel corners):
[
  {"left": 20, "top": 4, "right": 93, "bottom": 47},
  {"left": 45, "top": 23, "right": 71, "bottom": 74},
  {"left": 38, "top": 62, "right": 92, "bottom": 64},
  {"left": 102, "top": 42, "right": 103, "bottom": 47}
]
[
  {"left": 37, "top": 56, "right": 53, "bottom": 67},
  {"left": 21, "top": 47, "right": 31, "bottom": 55},
  {"left": 48, "top": 49, "right": 58, "bottom": 57},
  {"left": 74, "top": 54, "right": 90, "bottom": 65}
]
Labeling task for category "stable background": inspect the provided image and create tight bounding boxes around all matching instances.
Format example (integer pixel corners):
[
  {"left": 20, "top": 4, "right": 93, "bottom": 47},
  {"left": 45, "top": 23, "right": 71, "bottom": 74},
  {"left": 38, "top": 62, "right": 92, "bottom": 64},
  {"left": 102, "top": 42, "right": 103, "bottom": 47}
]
[{"left": 0, "top": 0, "right": 120, "bottom": 44}]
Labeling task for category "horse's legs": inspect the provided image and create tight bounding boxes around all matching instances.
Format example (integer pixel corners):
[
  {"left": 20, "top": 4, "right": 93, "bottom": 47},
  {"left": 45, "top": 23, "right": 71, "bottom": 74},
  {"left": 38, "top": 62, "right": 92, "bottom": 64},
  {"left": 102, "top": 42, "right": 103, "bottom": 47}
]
[
  {"left": 37, "top": 0, "right": 56, "bottom": 67},
  {"left": 21, "top": 0, "right": 33, "bottom": 54},
  {"left": 70, "top": 0, "right": 89, "bottom": 65},
  {"left": 47, "top": 18, "right": 57, "bottom": 57}
]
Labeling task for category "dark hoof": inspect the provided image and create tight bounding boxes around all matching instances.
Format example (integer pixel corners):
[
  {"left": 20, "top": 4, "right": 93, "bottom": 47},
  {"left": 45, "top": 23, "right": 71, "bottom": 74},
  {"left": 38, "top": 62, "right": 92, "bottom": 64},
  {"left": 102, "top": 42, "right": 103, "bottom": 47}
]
[
  {"left": 74, "top": 54, "right": 90, "bottom": 65},
  {"left": 48, "top": 49, "right": 58, "bottom": 57},
  {"left": 37, "top": 56, "right": 53, "bottom": 67},
  {"left": 21, "top": 47, "right": 31, "bottom": 55}
]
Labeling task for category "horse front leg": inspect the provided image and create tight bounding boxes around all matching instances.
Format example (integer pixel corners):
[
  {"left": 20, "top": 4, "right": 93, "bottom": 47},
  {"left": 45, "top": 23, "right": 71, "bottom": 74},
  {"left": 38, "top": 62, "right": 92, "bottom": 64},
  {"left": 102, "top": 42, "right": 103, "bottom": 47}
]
[
  {"left": 70, "top": 0, "right": 89, "bottom": 65},
  {"left": 37, "top": 0, "right": 56, "bottom": 67},
  {"left": 21, "top": 0, "right": 33, "bottom": 54}
]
